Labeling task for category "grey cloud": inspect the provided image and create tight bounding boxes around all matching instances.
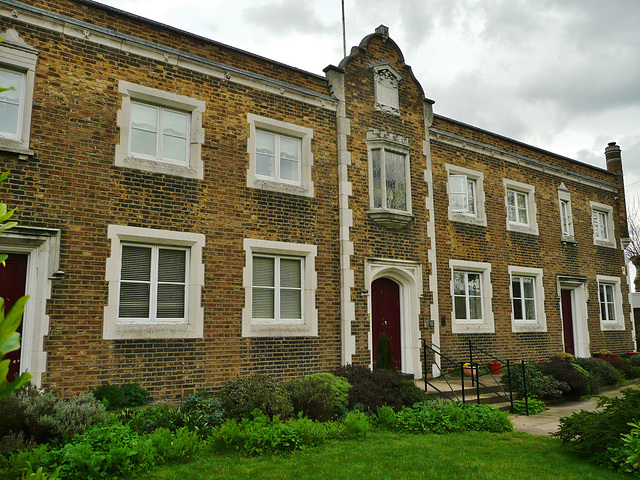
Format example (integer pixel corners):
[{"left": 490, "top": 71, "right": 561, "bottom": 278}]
[{"left": 243, "top": 0, "right": 339, "bottom": 35}]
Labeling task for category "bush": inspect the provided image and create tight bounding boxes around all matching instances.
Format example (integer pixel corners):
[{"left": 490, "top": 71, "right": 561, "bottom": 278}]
[
  {"left": 502, "top": 363, "right": 570, "bottom": 400},
  {"left": 629, "top": 354, "right": 640, "bottom": 368},
  {"left": 333, "top": 365, "right": 427, "bottom": 412},
  {"left": 606, "top": 358, "right": 640, "bottom": 380},
  {"left": 121, "top": 406, "right": 182, "bottom": 434},
  {"left": 554, "top": 388, "right": 640, "bottom": 468},
  {"left": 621, "top": 421, "right": 640, "bottom": 474},
  {"left": 219, "top": 374, "right": 293, "bottom": 420},
  {"left": 179, "top": 391, "right": 226, "bottom": 436},
  {"left": 0, "top": 443, "right": 50, "bottom": 480},
  {"left": 285, "top": 373, "right": 350, "bottom": 421},
  {"left": 574, "top": 357, "right": 622, "bottom": 390},
  {"left": 91, "top": 382, "right": 149, "bottom": 410},
  {"left": 0, "top": 385, "right": 106, "bottom": 446},
  {"left": 539, "top": 357, "right": 592, "bottom": 397},
  {"left": 513, "top": 397, "right": 546, "bottom": 415}
]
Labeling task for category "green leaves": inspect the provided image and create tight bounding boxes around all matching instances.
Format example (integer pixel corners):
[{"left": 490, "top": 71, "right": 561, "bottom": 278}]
[{"left": 0, "top": 295, "right": 31, "bottom": 398}]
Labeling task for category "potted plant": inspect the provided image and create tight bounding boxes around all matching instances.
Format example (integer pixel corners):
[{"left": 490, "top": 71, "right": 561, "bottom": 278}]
[
  {"left": 488, "top": 360, "right": 501, "bottom": 375},
  {"left": 463, "top": 363, "right": 475, "bottom": 377},
  {"left": 594, "top": 349, "right": 619, "bottom": 360}
]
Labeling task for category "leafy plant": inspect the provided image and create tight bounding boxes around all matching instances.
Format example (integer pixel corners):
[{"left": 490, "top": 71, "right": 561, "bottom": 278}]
[
  {"left": 538, "top": 357, "right": 591, "bottom": 397},
  {"left": 91, "top": 382, "right": 149, "bottom": 410},
  {"left": 605, "top": 357, "right": 640, "bottom": 380},
  {"left": 339, "top": 411, "right": 371, "bottom": 439},
  {"left": 513, "top": 397, "right": 546, "bottom": 415},
  {"left": 219, "top": 374, "right": 293, "bottom": 420},
  {"left": 121, "top": 406, "right": 182, "bottom": 434},
  {"left": 621, "top": 421, "right": 640, "bottom": 471},
  {"left": 285, "top": 373, "right": 350, "bottom": 421},
  {"left": 20, "top": 462, "right": 60, "bottom": 480},
  {"left": 574, "top": 357, "right": 621, "bottom": 389},
  {"left": 503, "top": 362, "right": 570, "bottom": 400},
  {"left": 554, "top": 388, "right": 640, "bottom": 467}
]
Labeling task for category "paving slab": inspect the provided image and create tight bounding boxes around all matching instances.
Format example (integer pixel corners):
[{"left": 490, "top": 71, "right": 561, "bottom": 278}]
[{"left": 510, "top": 382, "right": 640, "bottom": 436}]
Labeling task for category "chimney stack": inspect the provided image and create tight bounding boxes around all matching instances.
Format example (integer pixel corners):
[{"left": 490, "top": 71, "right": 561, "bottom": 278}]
[{"left": 605, "top": 142, "right": 623, "bottom": 174}]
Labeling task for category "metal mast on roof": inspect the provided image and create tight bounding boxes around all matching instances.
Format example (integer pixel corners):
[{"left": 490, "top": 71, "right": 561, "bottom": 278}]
[{"left": 342, "top": 0, "right": 347, "bottom": 57}]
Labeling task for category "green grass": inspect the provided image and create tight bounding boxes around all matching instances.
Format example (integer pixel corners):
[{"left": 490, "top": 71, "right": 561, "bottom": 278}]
[{"left": 138, "top": 431, "right": 628, "bottom": 480}]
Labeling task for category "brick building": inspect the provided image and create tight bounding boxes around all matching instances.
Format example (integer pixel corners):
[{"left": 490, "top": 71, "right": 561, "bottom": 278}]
[{"left": 0, "top": 0, "right": 634, "bottom": 400}]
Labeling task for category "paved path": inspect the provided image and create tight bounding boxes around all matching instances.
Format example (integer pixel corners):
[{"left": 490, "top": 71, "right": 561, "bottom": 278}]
[{"left": 510, "top": 382, "right": 640, "bottom": 436}]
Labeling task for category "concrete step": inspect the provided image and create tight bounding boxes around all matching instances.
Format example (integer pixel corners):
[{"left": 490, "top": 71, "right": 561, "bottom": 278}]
[{"left": 415, "top": 375, "right": 513, "bottom": 411}]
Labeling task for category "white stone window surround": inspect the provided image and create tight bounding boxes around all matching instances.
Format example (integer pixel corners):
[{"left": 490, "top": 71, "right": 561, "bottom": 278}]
[
  {"left": 104, "top": 225, "right": 205, "bottom": 340},
  {"left": 246, "top": 113, "right": 314, "bottom": 197},
  {"left": 503, "top": 178, "right": 539, "bottom": 235},
  {"left": 242, "top": 238, "right": 317, "bottom": 337},
  {"left": 508, "top": 266, "right": 547, "bottom": 333},
  {"left": 596, "top": 275, "right": 625, "bottom": 331},
  {"left": 115, "top": 81, "right": 205, "bottom": 179},
  {"left": 558, "top": 183, "right": 575, "bottom": 242},
  {"left": 449, "top": 259, "right": 494, "bottom": 334},
  {"left": 0, "top": 29, "right": 38, "bottom": 156},
  {"left": 590, "top": 201, "right": 616, "bottom": 248},
  {"left": 445, "top": 164, "right": 487, "bottom": 227}
]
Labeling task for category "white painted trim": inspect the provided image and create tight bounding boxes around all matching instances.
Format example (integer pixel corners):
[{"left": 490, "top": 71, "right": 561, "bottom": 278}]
[
  {"left": 590, "top": 201, "right": 616, "bottom": 249},
  {"left": 0, "top": 227, "right": 61, "bottom": 387},
  {"left": 596, "top": 275, "right": 625, "bottom": 331},
  {"left": 104, "top": 225, "right": 205, "bottom": 339},
  {"left": 445, "top": 163, "right": 487, "bottom": 227},
  {"left": 0, "top": 5, "right": 337, "bottom": 112},
  {"left": 503, "top": 178, "right": 539, "bottom": 235},
  {"left": 507, "top": 265, "right": 547, "bottom": 332},
  {"left": 448, "top": 259, "right": 494, "bottom": 333},
  {"left": 115, "top": 81, "right": 205, "bottom": 179},
  {"left": 246, "top": 113, "right": 314, "bottom": 197},
  {"left": 242, "top": 238, "right": 317, "bottom": 337},
  {"left": 364, "top": 258, "right": 423, "bottom": 377}
]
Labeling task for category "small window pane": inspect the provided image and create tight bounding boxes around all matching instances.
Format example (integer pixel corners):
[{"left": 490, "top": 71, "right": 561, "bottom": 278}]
[
  {"left": 131, "top": 103, "right": 157, "bottom": 132},
  {"left": 157, "top": 284, "right": 185, "bottom": 318},
  {"left": 513, "top": 296, "right": 523, "bottom": 320},
  {"left": 507, "top": 190, "right": 515, "bottom": 207},
  {"left": 280, "top": 259, "right": 301, "bottom": 288},
  {"left": 467, "top": 180, "right": 476, "bottom": 215},
  {"left": 281, "top": 289, "right": 301, "bottom": 319},
  {"left": 385, "top": 151, "right": 406, "bottom": 211},
  {"left": 158, "top": 249, "right": 186, "bottom": 283},
  {"left": 450, "top": 176, "right": 466, "bottom": 194},
  {"left": 256, "top": 153, "right": 275, "bottom": 177},
  {"left": 607, "top": 302, "right": 615, "bottom": 321},
  {"left": 131, "top": 129, "right": 157, "bottom": 157},
  {"left": 256, "top": 131, "right": 275, "bottom": 155},
  {"left": 253, "top": 257, "right": 275, "bottom": 287},
  {"left": 280, "top": 158, "right": 299, "bottom": 182},
  {"left": 162, "top": 135, "right": 188, "bottom": 162},
  {"left": 279, "top": 136, "right": 299, "bottom": 160},
  {"left": 121, "top": 246, "right": 152, "bottom": 281},
  {"left": 253, "top": 288, "right": 274, "bottom": 318},
  {"left": 372, "top": 149, "right": 382, "bottom": 208},
  {"left": 119, "top": 283, "right": 150, "bottom": 318},
  {"left": 524, "top": 299, "right": 536, "bottom": 320},
  {"left": 0, "top": 103, "right": 20, "bottom": 135},
  {"left": 512, "top": 278, "right": 521, "bottom": 299},
  {"left": 467, "top": 273, "right": 481, "bottom": 296},
  {"left": 453, "top": 272, "right": 465, "bottom": 295},
  {"left": 523, "top": 277, "right": 534, "bottom": 298},
  {"left": 454, "top": 296, "right": 467, "bottom": 320},
  {"left": 469, "top": 297, "right": 482, "bottom": 320},
  {"left": 163, "top": 110, "right": 188, "bottom": 137}
]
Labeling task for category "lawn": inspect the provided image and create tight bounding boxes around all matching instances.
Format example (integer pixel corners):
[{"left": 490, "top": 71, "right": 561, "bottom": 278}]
[{"left": 138, "top": 430, "right": 628, "bottom": 480}]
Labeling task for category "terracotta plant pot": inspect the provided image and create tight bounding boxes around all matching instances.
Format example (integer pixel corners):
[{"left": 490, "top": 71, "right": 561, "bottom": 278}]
[
  {"left": 463, "top": 366, "right": 474, "bottom": 377},
  {"left": 626, "top": 352, "right": 640, "bottom": 358},
  {"left": 488, "top": 361, "right": 501, "bottom": 375}
]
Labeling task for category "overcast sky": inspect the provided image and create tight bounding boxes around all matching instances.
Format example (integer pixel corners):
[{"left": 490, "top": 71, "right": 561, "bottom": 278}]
[{"left": 97, "top": 0, "right": 640, "bottom": 203}]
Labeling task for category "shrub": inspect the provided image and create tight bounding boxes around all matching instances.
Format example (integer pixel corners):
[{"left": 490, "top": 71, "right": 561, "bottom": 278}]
[
  {"left": 554, "top": 387, "right": 640, "bottom": 467},
  {"left": 606, "top": 358, "right": 640, "bottom": 380},
  {"left": 502, "top": 363, "right": 570, "bottom": 400},
  {"left": 333, "top": 365, "right": 427, "bottom": 412},
  {"left": 0, "top": 443, "right": 50, "bottom": 480},
  {"left": 629, "top": 354, "right": 640, "bottom": 368},
  {"left": 219, "top": 374, "right": 293, "bottom": 420},
  {"left": 148, "top": 427, "right": 201, "bottom": 464},
  {"left": 457, "top": 403, "right": 513, "bottom": 432},
  {"left": 179, "top": 391, "right": 226, "bottom": 436},
  {"left": 285, "top": 373, "right": 350, "bottom": 421},
  {"left": 621, "top": 421, "right": 640, "bottom": 473},
  {"left": 0, "top": 386, "right": 106, "bottom": 445},
  {"left": 574, "top": 357, "right": 622, "bottom": 389},
  {"left": 121, "top": 406, "right": 182, "bottom": 434},
  {"left": 513, "top": 397, "right": 546, "bottom": 415},
  {"left": 91, "top": 382, "right": 149, "bottom": 410},
  {"left": 339, "top": 411, "right": 371, "bottom": 439},
  {"left": 539, "top": 357, "right": 591, "bottom": 397}
]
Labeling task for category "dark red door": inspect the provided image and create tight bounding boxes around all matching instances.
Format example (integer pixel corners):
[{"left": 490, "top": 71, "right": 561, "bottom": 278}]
[
  {"left": 0, "top": 254, "right": 28, "bottom": 381},
  {"left": 561, "top": 289, "right": 575, "bottom": 355},
  {"left": 372, "top": 278, "right": 401, "bottom": 371}
]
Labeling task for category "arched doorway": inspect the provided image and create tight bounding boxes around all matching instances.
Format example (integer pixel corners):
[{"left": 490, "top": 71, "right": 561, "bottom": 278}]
[{"left": 371, "top": 277, "right": 402, "bottom": 371}]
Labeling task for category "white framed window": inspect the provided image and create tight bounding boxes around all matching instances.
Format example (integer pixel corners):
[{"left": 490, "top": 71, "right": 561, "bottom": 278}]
[
  {"left": 104, "top": 225, "right": 205, "bottom": 339},
  {"left": 503, "top": 179, "right": 538, "bottom": 235},
  {"left": 508, "top": 266, "right": 547, "bottom": 332},
  {"left": 596, "top": 275, "right": 624, "bottom": 331},
  {"left": 0, "top": 29, "right": 38, "bottom": 155},
  {"left": 243, "top": 239, "right": 317, "bottom": 337},
  {"left": 115, "top": 81, "right": 205, "bottom": 179},
  {"left": 449, "top": 259, "right": 494, "bottom": 333},
  {"left": 558, "top": 183, "right": 575, "bottom": 241},
  {"left": 445, "top": 164, "right": 486, "bottom": 226},
  {"left": 247, "top": 114, "right": 314, "bottom": 197},
  {"left": 590, "top": 202, "right": 616, "bottom": 248}
]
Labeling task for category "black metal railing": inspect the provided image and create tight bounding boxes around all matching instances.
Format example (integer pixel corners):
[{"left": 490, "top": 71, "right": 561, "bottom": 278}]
[{"left": 420, "top": 338, "right": 519, "bottom": 413}]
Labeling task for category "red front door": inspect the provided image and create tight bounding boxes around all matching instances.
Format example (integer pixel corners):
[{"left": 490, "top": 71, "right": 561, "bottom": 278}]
[
  {"left": 561, "top": 289, "right": 575, "bottom": 355},
  {"left": 372, "top": 278, "right": 402, "bottom": 371},
  {"left": 0, "top": 254, "right": 28, "bottom": 381}
]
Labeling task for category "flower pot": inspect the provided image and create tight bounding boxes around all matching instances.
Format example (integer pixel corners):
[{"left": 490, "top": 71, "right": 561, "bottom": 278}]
[
  {"left": 463, "top": 366, "right": 474, "bottom": 377},
  {"left": 488, "top": 361, "right": 501, "bottom": 375},
  {"left": 626, "top": 352, "right": 640, "bottom": 358}
]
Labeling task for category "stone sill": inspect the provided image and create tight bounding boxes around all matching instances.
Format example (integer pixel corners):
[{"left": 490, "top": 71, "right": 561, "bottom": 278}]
[{"left": 367, "top": 209, "right": 414, "bottom": 230}]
